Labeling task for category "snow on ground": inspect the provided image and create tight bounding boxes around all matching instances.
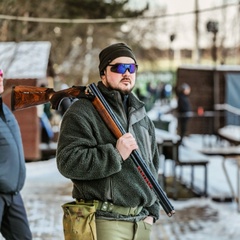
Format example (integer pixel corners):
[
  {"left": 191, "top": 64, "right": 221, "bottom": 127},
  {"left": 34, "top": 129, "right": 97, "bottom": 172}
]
[
  {"left": 1, "top": 135, "right": 240, "bottom": 239},
  {"left": 151, "top": 197, "right": 240, "bottom": 240}
]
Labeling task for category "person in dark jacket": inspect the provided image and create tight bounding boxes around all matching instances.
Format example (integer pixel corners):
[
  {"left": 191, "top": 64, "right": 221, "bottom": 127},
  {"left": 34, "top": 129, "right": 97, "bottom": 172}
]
[
  {"left": 0, "top": 71, "right": 32, "bottom": 239},
  {"left": 57, "top": 43, "right": 161, "bottom": 240},
  {"left": 177, "top": 83, "right": 192, "bottom": 141}
]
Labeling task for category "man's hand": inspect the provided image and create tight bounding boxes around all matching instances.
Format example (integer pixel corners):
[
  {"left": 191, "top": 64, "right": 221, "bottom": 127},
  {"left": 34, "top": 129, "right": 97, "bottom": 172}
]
[
  {"left": 116, "top": 133, "right": 138, "bottom": 160},
  {"left": 143, "top": 216, "right": 154, "bottom": 225}
]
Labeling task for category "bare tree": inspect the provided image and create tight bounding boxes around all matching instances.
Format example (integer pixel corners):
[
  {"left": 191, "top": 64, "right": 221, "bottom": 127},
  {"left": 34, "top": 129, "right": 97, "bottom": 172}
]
[{"left": 0, "top": 0, "right": 149, "bottom": 84}]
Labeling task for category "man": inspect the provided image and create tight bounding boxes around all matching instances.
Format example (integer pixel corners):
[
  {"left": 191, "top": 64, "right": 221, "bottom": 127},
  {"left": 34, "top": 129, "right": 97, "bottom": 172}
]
[
  {"left": 57, "top": 43, "right": 160, "bottom": 240},
  {"left": 0, "top": 70, "right": 32, "bottom": 239},
  {"left": 177, "top": 83, "right": 192, "bottom": 142}
]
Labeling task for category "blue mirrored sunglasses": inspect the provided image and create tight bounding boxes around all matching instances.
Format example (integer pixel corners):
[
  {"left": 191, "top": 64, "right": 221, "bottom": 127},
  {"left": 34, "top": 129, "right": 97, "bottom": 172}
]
[{"left": 108, "top": 63, "right": 138, "bottom": 74}]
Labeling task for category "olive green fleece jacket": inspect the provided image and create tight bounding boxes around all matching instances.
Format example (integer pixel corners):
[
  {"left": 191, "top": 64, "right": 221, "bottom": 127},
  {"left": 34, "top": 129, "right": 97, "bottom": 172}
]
[{"left": 56, "top": 81, "right": 160, "bottom": 221}]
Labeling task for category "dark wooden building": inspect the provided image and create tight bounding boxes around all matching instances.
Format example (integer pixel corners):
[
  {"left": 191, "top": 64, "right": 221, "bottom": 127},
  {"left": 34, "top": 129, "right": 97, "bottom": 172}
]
[{"left": 176, "top": 65, "right": 240, "bottom": 135}]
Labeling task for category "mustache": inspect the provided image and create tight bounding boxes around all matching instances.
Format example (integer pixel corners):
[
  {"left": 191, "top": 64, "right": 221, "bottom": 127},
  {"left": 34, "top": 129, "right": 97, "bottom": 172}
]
[{"left": 121, "top": 77, "right": 131, "bottom": 82}]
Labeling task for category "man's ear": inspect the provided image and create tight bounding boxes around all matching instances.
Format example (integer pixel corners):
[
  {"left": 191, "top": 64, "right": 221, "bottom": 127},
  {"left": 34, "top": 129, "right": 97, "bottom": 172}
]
[{"left": 100, "top": 71, "right": 106, "bottom": 80}]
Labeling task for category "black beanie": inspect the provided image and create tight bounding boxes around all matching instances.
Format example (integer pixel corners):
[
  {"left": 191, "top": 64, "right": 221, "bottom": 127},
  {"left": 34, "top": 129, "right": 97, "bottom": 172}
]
[{"left": 98, "top": 42, "right": 137, "bottom": 76}]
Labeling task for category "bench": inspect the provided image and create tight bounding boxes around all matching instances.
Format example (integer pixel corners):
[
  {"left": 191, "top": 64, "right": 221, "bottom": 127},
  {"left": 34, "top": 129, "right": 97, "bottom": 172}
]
[
  {"left": 174, "top": 146, "right": 209, "bottom": 198},
  {"left": 155, "top": 128, "right": 209, "bottom": 198},
  {"left": 157, "top": 139, "right": 209, "bottom": 199}
]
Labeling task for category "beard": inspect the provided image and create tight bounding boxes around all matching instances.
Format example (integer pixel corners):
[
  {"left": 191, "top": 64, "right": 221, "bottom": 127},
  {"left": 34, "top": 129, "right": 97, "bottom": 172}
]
[
  {"left": 105, "top": 77, "right": 135, "bottom": 95},
  {"left": 119, "top": 88, "right": 132, "bottom": 95}
]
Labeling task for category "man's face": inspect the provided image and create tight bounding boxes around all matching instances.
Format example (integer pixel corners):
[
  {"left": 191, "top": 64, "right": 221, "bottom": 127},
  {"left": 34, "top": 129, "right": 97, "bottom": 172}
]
[
  {"left": 101, "top": 56, "right": 137, "bottom": 95},
  {"left": 0, "top": 76, "right": 3, "bottom": 94}
]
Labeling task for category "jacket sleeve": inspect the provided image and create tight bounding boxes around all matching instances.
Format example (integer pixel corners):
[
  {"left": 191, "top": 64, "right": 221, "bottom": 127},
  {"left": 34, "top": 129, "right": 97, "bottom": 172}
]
[{"left": 56, "top": 99, "right": 123, "bottom": 180}]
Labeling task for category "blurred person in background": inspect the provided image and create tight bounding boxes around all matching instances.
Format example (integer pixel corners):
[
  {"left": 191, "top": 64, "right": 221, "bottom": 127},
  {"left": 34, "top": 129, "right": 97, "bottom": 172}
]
[
  {"left": 176, "top": 83, "right": 192, "bottom": 142},
  {"left": 0, "top": 70, "right": 32, "bottom": 239}
]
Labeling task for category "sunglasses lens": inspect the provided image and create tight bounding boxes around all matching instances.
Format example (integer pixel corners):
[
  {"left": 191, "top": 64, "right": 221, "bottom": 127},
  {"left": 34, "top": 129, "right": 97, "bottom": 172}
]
[
  {"left": 128, "top": 64, "right": 136, "bottom": 73},
  {"left": 117, "top": 64, "right": 127, "bottom": 74},
  {"left": 110, "top": 64, "right": 137, "bottom": 74}
]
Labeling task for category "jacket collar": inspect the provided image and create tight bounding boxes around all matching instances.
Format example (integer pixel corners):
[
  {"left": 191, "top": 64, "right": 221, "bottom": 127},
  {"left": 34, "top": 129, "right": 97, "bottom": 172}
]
[{"left": 97, "top": 81, "right": 145, "bottom": 111}]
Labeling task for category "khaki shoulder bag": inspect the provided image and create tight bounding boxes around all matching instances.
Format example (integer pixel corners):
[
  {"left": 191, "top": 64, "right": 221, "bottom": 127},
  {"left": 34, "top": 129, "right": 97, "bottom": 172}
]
[{"left": 62, "top": 200, "right": 97, "bottom": 240}]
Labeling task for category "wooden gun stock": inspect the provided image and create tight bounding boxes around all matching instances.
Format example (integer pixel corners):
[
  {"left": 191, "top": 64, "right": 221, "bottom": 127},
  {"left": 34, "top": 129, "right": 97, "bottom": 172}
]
[{"left": 11, "top": 85, "right": 87, "bottom": 111}]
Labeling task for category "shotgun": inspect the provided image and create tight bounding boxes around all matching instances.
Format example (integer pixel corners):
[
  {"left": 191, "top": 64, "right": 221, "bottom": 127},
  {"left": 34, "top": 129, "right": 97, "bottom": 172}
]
[{"left": 12, "top": 84, "right": 175, "bottom": 217}]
